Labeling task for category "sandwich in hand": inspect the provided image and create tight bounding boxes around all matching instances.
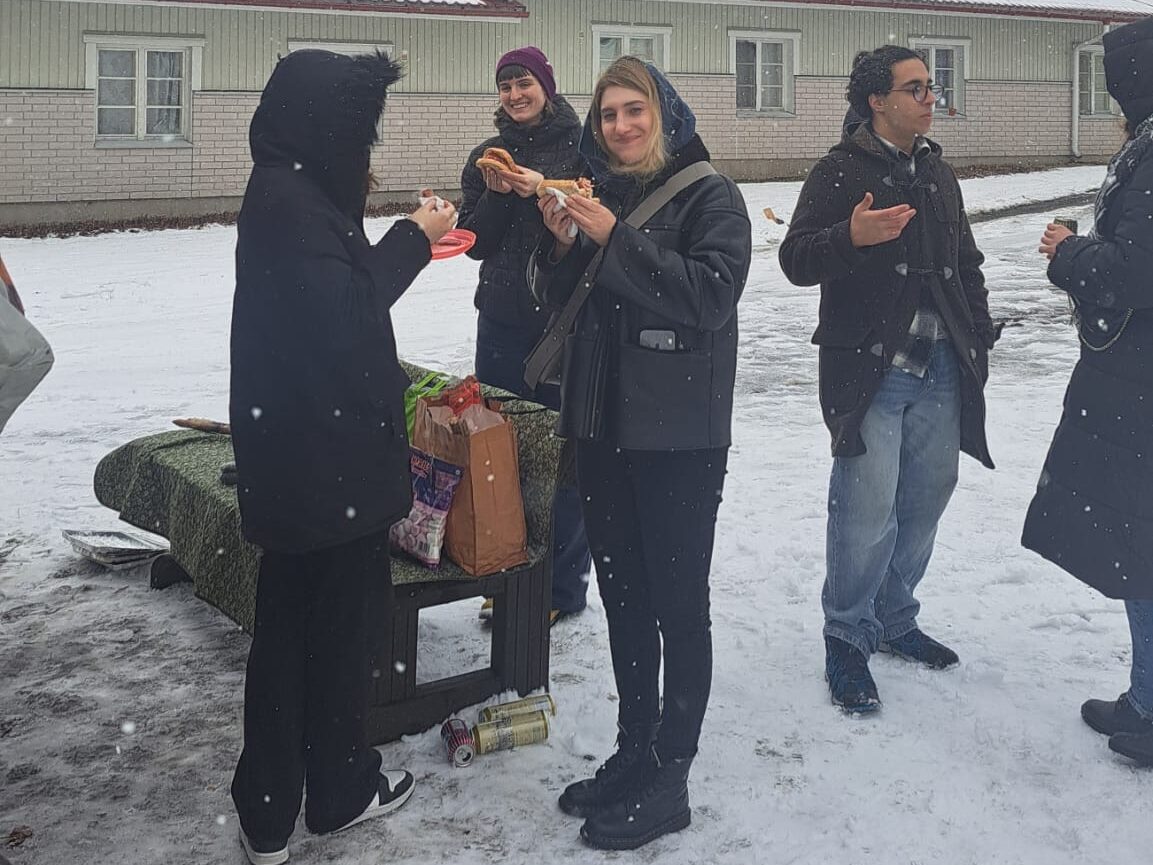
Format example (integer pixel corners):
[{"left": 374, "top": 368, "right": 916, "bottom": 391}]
[
  {"left": 536, "top": 177, "right": 596, "bottom": 200},
  {"left": 475, "top": 147, "right": 522, "bottom": 174}
]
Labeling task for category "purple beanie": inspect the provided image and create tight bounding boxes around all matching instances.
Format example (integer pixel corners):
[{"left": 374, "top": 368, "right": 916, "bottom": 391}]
[{"left": 496, "top": 46, "right": 557, "bottom": 103}]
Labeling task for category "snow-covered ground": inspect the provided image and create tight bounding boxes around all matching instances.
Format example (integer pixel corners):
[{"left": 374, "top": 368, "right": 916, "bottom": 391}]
[{"left": 3, "top": 164, "right": 1150, "bottom": 865}]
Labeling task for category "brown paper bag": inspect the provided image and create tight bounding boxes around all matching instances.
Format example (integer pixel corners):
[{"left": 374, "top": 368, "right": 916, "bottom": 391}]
[{"left": 411, "top": 398, "right": 529, "bottom": 576}]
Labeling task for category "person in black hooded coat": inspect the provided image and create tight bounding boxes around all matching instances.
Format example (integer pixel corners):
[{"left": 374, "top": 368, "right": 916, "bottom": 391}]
[
  {"left": 528, "top": 56, "right": 751, "bottom": 851},
  {"left": 1023, "top": 16, "right": 1153, "bottom": 768},
  {"left": 228, "top": 49, "right": 456, "bottom": 864},
  {"left": 458, "top": 46, "right": 592, "bottom": 622}
]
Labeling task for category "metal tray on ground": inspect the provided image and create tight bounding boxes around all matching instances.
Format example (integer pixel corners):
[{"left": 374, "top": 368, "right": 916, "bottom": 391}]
[{"left": 61, "top": 529, "right": 169, "bottom": 569}]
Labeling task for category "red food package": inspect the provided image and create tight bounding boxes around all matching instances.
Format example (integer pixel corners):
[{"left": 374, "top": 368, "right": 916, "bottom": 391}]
[{"left": 426, "top": 375, "right": 483, "bottom": 416}]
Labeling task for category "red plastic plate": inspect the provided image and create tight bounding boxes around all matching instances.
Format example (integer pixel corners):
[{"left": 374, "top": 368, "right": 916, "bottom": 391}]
[{"left": 429, "top": 228, "right": 477, "bottom": 261}]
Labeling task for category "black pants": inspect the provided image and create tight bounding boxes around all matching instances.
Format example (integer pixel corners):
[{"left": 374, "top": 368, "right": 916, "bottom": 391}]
[
  {"left": 231, "top": 530, "right": 392, "bottom": 841},
  {"left": 476, "top": 313, "right": 592, "bottom": 613},
  {"left": 576, "top": 441, "right": 728, "bottom": 759}
]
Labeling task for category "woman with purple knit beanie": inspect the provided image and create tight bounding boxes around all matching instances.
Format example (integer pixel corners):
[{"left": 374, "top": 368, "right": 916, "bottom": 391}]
[{"left": 458, "top": 47, "right": 593, "bottom": 626}]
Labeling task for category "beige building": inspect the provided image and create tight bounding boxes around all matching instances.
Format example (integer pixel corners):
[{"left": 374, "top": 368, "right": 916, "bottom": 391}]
[{"left": 0, "top": 0, "right": 1146, "bottom": 227}]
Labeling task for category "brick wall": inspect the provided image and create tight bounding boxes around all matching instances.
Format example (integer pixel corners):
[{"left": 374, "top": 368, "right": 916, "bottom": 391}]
[
  {"left": 669, "top": 75, "right": 1118, "bottom": 169},
  {"left": 0, "top": 78, "right": 1116, "bottom": 223},
  {"left": 0, "top": 90, "right": 196, "bottom": 204}
]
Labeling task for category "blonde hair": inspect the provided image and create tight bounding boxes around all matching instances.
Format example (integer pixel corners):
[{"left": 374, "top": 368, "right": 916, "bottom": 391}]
[{"left": 590, "top": 56, "right": 667, "bottom": 178}]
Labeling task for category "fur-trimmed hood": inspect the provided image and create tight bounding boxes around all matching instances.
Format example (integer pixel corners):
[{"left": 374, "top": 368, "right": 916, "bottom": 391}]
[{"left": 249, "top": 49, "right": 403, "bottom": 218}]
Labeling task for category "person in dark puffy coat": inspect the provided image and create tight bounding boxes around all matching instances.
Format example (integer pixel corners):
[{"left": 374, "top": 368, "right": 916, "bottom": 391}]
[
  {"left": 1023, "top": 15, "right": 1153, "bottom": 769},
  {"left": 529, "top": 56, "right": 750, "bottom": 851},
  {"left": 228, "top": 49, "right": 456, "bottom": 865},
  {"left": 458, "top": 46, "right": 592, "bottom": 624}
]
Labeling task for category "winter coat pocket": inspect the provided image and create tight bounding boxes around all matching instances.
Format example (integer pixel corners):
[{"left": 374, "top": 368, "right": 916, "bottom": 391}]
[{"left": 614, "top": 343, "right": 714, "bottom": 450}]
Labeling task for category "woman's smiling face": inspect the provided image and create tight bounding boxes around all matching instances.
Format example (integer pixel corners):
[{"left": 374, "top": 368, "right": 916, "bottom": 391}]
[
  {"left": 499, "top": 73, "right": 547, "bottom": 125},
  {"left": 598, "top": 85, "right": 656, "bottom": 166}
]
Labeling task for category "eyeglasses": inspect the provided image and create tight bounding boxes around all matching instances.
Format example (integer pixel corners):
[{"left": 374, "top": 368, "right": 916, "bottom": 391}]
[{"left": 888, "top": 83, "right": 945, "bottom": 104}]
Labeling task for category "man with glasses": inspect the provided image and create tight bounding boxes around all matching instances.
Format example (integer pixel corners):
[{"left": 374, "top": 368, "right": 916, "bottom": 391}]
[{"left": 780, "top": 45, "right": 997, "bottom": 714}]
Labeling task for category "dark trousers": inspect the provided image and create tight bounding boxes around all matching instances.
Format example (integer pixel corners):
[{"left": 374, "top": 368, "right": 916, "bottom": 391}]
[
  {"left": 231, "top": 530, "right": 391, "bottom": 841},
  {"left": 576, "top": 440, "right": 728, "bottom": 759},
  {"left": 476, "top": 313, "right": 591, "bottom": 613}
]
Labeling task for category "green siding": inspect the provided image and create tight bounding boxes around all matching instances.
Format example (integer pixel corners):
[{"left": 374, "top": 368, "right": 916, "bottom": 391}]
[{"left": 0, "top": 0, "right": 1107, "bottom": 92}]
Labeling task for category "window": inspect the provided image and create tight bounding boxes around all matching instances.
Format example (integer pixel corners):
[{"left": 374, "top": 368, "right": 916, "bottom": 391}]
[
  {"left": 910, "top": 39, "right": 968, "bottom": 115},
  {"left": 731, "top": 32, "right": 799, "bottom": 114},
  {"left": 1079, "top": 49, "right": 1111, "bottom": 115},
  {"left": 84, "top": 35, "right": 203, "bottom": 143},
  {"left": 591, "top": 25, "right": 671, "bottom": 73}
]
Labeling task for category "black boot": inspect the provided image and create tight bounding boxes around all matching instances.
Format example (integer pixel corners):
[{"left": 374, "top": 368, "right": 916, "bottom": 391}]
[
  {"left": 579, "top": 749, "right": 692, "bottom": 851},
  {"left": 1109, "top": 730, "right": 1153, "bottom": 766},
  {"left": 1081, "top": 695, "right": 1153, "bottom": 737},
  {"left": 558, "top": 722, "right": 659, "bottom": 818}
]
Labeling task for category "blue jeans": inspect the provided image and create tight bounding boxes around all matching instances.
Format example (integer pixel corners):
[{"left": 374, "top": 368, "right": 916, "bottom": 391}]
[
  {"left": 823, "top": 340, "right": 961, "bottom": 656},
  {"left": 1126, "top": 600, "right": 1153, "bottom": 720},
  {"left": 475, "top": 313, "right": 591, "bottom": 613}
]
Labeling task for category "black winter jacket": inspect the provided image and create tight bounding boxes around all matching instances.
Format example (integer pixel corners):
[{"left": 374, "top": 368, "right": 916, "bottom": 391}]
[
  {"left": 1022, "top": 17, "right": 1153, "bottom": 600},
  {"left": 529, "top": 67, "right": 751, "bottom": 451},
  {"left": 459, "top": 98, "right": 584, "bottom": 331},
  {"left": 779, "top": 125, "right": 995, "bottom": 467},
  {"left": 230, "top": 50, "right": 429, "bottom": 554}
]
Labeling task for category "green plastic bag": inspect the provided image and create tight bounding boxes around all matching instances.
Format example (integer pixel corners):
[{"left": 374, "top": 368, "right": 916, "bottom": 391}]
[{"left": 404, "top": 372, "right": 450, "bottom": 439}]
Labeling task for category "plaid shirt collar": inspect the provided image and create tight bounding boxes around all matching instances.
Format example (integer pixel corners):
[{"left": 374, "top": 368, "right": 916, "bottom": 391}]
[{"left": 870, "top": 128, "right": 932, "bottom": 176}]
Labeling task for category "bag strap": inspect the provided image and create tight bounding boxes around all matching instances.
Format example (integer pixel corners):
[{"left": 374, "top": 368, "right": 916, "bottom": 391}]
[{"left": 523, "top": 161, "right": 717, "bottom": 390}]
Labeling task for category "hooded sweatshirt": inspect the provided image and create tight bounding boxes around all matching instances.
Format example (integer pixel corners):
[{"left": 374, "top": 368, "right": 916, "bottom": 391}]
[{"left": 230, "top": 50, "right": 430, "bottom": 554}]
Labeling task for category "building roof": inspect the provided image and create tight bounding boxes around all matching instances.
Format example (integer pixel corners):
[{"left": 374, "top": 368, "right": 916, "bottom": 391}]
[
  {"left": 150, "top": 0, "right": 528, "bottom": 17},
  {"left": 786, "top": 0, "right": 1152, "bottom": 23}
]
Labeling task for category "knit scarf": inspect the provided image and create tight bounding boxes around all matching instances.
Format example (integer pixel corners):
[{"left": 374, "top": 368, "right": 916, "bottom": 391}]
[{"left": 1090, "top": 114, "right": 1153, "bottom": 240}]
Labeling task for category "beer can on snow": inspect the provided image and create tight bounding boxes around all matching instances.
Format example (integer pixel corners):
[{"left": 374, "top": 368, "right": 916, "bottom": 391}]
[
  {"left": 472, "top": 710, "right": 550, "bottom": 755},
  {"left": 477, "top": 694, "right": 557, "bottom": 724},
  {"left": 440, "top": 718, "right": 475, "bottom": 768}
]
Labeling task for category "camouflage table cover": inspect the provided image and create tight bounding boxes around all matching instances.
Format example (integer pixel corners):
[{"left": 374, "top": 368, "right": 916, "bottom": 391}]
[{"left": 92, "top": 363, "right": 562, "bottom": 633}]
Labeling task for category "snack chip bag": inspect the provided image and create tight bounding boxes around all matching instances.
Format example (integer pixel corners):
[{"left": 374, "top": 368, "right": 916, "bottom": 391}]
[{"left": 390, "top": 447, "right": 464, "bottom": 568}]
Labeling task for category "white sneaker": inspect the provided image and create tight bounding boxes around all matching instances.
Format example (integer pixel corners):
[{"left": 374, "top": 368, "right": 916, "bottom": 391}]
[
  {"left": 335, "top": 769, "right": 416, "bottom": 833},
  {"left": 239, "top": 828, "right": 289, "bottom": 865}
]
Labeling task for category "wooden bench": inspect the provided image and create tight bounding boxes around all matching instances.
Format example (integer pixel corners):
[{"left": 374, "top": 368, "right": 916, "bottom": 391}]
[{"left": 92, "top": 363, "right": 563, "bottom": 743}]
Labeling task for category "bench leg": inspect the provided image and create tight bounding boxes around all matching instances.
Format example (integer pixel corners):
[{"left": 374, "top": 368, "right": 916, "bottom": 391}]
[{"left": 150, "top": 554, "right": 192, "bottom": 590}]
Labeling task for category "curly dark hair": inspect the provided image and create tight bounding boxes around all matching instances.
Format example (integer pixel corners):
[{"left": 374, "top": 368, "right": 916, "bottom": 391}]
[{"left": 846, "top": 45, "right": 926, "bottom": 119}]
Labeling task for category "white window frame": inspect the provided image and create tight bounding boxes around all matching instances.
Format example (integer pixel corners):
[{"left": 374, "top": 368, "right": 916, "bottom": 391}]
[
  {"left": 729, "top": 30, "right": 800, "bottom": 116},
  {"left": 286, "top": 41, "right": 394, "bottom": 58},
  {"left": 84, "top": 34, "right": 203, "bottom": 145},
  {"left": 909, "top": 37, "right": 969, "bottom": 117},
  {"left": 1077, "top": 47, "right": 1114, "bottom": 116},
  {"left": 590, "top": 24, "right": 672, "bottom": 74}
]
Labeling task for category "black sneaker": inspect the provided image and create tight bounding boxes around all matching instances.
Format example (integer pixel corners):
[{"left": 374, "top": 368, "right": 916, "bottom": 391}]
[
  {"left": 1082, "top": 695, "right": 1153, "bottom": 737},
  {"left": 239, "top": 829, "right": 288, "bottom": 865},
  {"left": 559, "top": 722, "right": 659, "bottom": 818},
  {"left": 335, "top": 769, "right": 415, "bottom": 833},
  {"left": 879, "top": 629, "right": 959, "bottom": 669},
  {"left": 1109, "top": 730, "right": 1153, "bottom": 766},
  {"left": 825, "top": 636, "right": 881, "bottom": 715}
]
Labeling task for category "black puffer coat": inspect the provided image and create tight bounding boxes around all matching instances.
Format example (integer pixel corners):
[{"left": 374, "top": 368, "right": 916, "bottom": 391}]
[
  {"left": 1021, "top": 17, "right": 1153, "bottom": 601},
  {"left": 230, "top": 50, "right": 430, "bottom": 554},
  {"left": 779, "top": 124, "right": 996, "bottom": 467},
  {"left": 529, "top": 66, "right": 751, "bottom": 451},
  {"left": 459, "top": 98, "right": 584, "bottom": 331}
]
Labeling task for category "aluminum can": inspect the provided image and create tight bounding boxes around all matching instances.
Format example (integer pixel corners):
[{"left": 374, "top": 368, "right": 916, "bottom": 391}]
[
  {"left": 472, "top": 710, "right": 550, "bottom": 755},
  {"left": 440, "top": 718, "right": 475, "bottom": 768},
  {"left": 477, "top": 694, "right": 557, "bottom": 724},
  {"left": 1053, "top": 216, "right": 1078, "bottom": 234}
]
